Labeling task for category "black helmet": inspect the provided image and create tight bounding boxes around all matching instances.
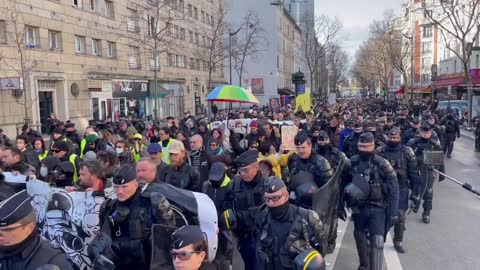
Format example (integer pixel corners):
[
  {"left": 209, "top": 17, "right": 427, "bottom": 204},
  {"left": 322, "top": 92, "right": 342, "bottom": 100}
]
[{"left": 294, "top": 249, "right": 326, "bottom": 270}]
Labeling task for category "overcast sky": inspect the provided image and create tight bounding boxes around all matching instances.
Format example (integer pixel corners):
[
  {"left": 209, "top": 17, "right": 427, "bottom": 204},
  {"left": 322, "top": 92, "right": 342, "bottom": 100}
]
[{"left": 314, "top": 0, "right": 404, "bottom": 60}]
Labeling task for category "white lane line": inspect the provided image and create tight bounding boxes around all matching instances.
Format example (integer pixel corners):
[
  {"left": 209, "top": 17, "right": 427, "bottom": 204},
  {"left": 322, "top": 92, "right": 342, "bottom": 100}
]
[
  {"left": 326, "top": 218, "right": 349, "bottom": 269},
  {"left": 384, "top": 231, "right": 404, "bottom": 270}
]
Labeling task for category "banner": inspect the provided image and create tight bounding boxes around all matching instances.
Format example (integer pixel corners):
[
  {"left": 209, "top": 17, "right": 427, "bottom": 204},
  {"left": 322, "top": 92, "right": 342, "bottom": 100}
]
[
  {"left": 281, "top": 126, "right": 298, "bottom": 151},
  {"left": 26, "top": 180, "right": 108, "bottom": 270},
  {"left": 295, "top": 93, "right": 312, "bottom": 112}
]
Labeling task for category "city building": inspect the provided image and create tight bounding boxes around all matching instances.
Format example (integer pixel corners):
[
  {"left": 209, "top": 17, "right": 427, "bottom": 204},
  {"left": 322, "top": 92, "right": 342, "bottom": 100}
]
[
  {"left": 0, "top": 0, "right": 224, "bottom": 136},
  {"left": 225, "top": 0, "right": 302, "bottom": 105}
]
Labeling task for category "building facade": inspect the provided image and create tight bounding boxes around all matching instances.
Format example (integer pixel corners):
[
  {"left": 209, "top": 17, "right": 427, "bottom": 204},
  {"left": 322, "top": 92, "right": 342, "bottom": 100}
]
[
  {"left": 0, "top": 0, "right": 224, "bottom": 136},
  {"left": 225, "top": 0, "right": 302, "bottom": 105}
]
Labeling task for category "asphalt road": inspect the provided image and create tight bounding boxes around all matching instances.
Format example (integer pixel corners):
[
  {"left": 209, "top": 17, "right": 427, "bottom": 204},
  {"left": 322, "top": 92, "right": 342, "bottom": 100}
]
[
  {"left": 331, "top": 136, "right": 480, "bottom": 270},
  {"left": 231, "top": 136, "right": 480, "bottom": 270}
]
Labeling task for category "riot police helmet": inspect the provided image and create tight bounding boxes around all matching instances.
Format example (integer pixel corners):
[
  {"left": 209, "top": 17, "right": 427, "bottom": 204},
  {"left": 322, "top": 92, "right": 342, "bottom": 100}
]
[{"left": 293, "top": 249, "right": 326, "bottom": 270}]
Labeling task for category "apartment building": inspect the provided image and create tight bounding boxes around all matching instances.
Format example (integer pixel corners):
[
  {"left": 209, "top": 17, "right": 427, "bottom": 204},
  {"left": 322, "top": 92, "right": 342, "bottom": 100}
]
[{"left": 0, "top": 0, "right": 224, "bottom": 135}]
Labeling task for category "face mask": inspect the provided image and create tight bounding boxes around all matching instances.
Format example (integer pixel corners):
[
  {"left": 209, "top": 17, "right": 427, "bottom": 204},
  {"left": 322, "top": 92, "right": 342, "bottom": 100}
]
[
  {"left": 387, "top": 141, "right": 400, "bottom": 148},
  {"left": 116, "top": 148, "right": 124, "bottom": 155},
  {"left": 358, "top": 151, "right": 373, "bottom": 160},
  {"left": 421, "top": 137, "right": 430, "bottom": 142},
  {"left": 40, "top": 167, "right": 48, "bottom": 177},
  {"left": 317, "top": 145, "right": 330, "bottom": 155},
  {"left": 209, "top": 179, "right": 222, "bottom": 189},
  {"left": 268, "top": 201, "right": 290, "bottom": 219}
]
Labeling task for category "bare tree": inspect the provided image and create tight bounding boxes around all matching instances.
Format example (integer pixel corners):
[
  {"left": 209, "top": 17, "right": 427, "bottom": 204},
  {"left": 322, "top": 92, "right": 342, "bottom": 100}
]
[
  {"left": 0, "top": 1, "right": 41, "bottom": 125},
  {"left": 231, "top": 10, "right": 267, "bottom": 87},
  {"left": 370, "top": 10, "right": 411, "bottom": 95},
  {"left": 327, "top": 43, "right": 349, "bottom": 93},
  {"left": 299, "top": 12, "right": 342, "bottom": 95},
  {"left": 112, "top": 0, "right": 187, "bottom": 119},
  {"left": 422, "top": 0, "right": 480, "bottom": 127}
]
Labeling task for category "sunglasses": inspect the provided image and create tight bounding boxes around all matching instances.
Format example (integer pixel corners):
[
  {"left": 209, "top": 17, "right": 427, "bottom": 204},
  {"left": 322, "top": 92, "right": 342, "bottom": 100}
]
[
  {"left": 170, "top": 251, "right": 202, "bottom": 261},
  {"left": 51, "top": 149, "right": 61, "bottom": 153},
  {"left": 264, "top": 194, "right": 283, "bottom": 203}
]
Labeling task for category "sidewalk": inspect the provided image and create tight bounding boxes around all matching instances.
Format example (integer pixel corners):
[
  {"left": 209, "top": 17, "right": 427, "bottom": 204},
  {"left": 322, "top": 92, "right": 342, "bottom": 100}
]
[{"left": 460, "top": 127, "right": 475, "bottom": 140}]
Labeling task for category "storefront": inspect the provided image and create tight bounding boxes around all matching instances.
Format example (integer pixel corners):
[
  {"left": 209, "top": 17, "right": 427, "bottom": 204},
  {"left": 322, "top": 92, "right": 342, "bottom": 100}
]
[
  {"left": 112, "top": 80, "right": 149, "bottom": 119},
  {"left": 432, "top": 70, "right": 480, "bottom": 100}
]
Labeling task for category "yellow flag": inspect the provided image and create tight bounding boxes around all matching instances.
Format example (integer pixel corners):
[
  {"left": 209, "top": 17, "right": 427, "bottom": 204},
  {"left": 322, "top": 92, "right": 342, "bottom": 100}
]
[{"left": 295, "top": 93, "right": 312, "bottom": 112}]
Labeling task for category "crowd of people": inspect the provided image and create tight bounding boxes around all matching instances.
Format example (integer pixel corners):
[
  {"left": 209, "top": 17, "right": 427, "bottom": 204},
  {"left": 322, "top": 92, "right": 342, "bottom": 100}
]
[{"left": 0, "top": 96, "right": 466, "bottom": 270}]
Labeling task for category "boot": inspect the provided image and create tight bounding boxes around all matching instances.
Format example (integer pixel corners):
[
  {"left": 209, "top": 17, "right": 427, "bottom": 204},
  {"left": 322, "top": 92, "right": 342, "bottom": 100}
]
[
  {"left": 326, "top": 242, "right": 336, "bottom": 254},
  {"left": 394, "top": 241, "right": 406, "bottom": 253},
  {"left": 422, "top": 212, "right": 430, "bottom": 224},
  {"left": 370, "top": 235, "right": 385, "bottom": 270},
  {"left": 354, "top": 231, "right": 370, "bottom": 270}
]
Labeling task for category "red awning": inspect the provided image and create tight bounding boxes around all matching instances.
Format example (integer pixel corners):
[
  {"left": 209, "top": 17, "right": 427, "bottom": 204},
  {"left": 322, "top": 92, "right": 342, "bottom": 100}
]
[
  {"left": 432, "top": 76, "right": 480, "bottom": 88},
  {"left": 396, "top": 88, "right": 404, "bottom": 94}
]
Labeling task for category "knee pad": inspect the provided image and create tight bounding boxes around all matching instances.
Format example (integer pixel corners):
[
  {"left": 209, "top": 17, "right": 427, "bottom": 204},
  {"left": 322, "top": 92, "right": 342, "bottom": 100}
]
[
  {"left": 424, "top": 188, "right": 433, "bottom": 198},
  {"left": 398, "top": 210, "right": 406, "bottom": 222}
]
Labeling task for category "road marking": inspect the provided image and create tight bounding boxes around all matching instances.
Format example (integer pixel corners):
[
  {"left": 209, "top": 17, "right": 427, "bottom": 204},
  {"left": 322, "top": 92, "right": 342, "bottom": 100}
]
[
  {"left": 384, "top": 231, "right": 404, "bottom": 270},
  {"left": 327, "top": 216, "right": 404, "bottom": 270},
  {"left": 326, "top": 218, "right": 349, "bottom": 269}
]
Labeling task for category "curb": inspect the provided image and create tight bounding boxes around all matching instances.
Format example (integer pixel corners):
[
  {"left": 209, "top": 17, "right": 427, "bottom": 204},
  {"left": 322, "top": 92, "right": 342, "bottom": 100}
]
[{"left": 460, "top": 129, "right": 475, "bottom": 141}]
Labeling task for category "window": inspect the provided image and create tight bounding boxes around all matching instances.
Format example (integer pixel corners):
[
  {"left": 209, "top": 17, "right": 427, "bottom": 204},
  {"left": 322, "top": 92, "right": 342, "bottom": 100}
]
[
  {"left": 129, "top": 46, "right": 141, "bottom": 69},
  {"left": 178, "top": 0, "right": 184, "bottom": 10},
  {"left": 177, "top": 55, "right": 186, "bottom": 68},
  {"left": 179, "top": 27, "right": 185, "bottom": 40},
  {"left": 73, "top": 0, "right": 82, "bottom": 8},
  {"left": 194, "top": 7, "right": 198, "bottom": 20},
  {"left": 195, "top": 33, "right": 199, "bottom": 45},
  {"left": 189, "top": 31, "right": 193, "bottom": 43},
  {"left": 190, "top": 57, "right": 194, "bottom": 69},
  {"left": 25, "top": 26, "right": 39, "bottom": 48},
  {"left": 476, "top": 54, "right": 479, "bottom": 68},
  {"left": 48, "top": 30, "right": 61, "bottom": 50},
  {"left": 92, "top": 39, "right": 101, "bottom": 56},
  {"left": 75, "top": 36, "right": 85, "bottom": 53},
  {"left": 150, "top": 51, "right": 159, "bottom": 70},
  {"left": 422, "top": 57, "right": 432, "bottom": 69},
  {"left": 0, "top": 20, "right": 6, "bottom": 44},
  {"left": 105, "top": 0, "right": 114, "bottom": 17},
  {"left": 454, "top": 59, "right": 457, "bottom": 73},
  {"left": 188, "top": 4, "right": 192, "bottom": 17},
  {"left": 90, "top": 0, "right": 96, "bottom": 11},
  {"left": 201, "top": 11, "right": 205, "bottom": 23},
  {"left": 107, "top": 41, "right": 115, "bottom": 58},
  {"left": 148, "top": 16, "right": 157, "bottom": 36},
  {"left": 422, "top": 42, "right": 432, "bottom": 54},
  {"left": 423, "top": 25, "right": 433, "bottom": 38},
  {"left": 422, "top": 73, "right": 431, "bottom": 83},
  {"left": 127, "top": 9, "right": 138, "bottom": 32}
]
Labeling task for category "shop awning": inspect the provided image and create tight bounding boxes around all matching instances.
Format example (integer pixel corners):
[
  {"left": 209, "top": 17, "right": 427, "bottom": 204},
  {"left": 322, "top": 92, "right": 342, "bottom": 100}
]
[
  {"left": 407, "top": 86, "right": 432, "bottom": 94},
  {"left": 432, "top": 76, "right": 480, "bottom": 88},
  {"left": 278, "top": 88, "right": 295, "bottom": 96}
]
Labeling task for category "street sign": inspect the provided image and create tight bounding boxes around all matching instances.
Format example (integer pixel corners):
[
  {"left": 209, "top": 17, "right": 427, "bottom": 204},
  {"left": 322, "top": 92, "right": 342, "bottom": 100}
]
[
  {"left": 431, "top": 64, "right": 438, "bottom": 81},
  {"left": 0, "top": 77, "right": 22, "bottom": 90}
]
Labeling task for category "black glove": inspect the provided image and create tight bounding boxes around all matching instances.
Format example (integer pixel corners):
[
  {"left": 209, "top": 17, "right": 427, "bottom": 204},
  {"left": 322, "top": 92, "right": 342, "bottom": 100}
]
[{"left": 337, "top": 207, "right": 347, "bottom": 221}]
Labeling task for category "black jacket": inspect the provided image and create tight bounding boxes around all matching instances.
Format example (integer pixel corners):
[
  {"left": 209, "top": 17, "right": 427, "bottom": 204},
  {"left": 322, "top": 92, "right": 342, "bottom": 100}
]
[
  {"left": 187, "top": 147, "right": 210, "bottom": 186},
  {"left": 0, "top": 231, "right": 74, "bottom": 270},
  {"left": 163, "top": 162, "right": 201, "bottom": 192},
  {"left": 288, "top": 152, "right": 334, "bottom": 188}
]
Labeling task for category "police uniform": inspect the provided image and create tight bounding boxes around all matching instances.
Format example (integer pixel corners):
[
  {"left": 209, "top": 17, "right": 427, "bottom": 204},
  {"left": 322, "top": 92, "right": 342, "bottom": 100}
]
[
  {"left": 229, "top": 150, "right": 266, "bottom": 270},
  {"left": 339, "top": 133, "right": 399, "bottom": 270},
  {"left": 343, "top": 123, "right": 363, "bottom": 158},
  {"left": 0, "top": 191, "right": 74, "bottom": 270},
  {"left": 171, "top": 226, "right": 217, "bottom": 270},
  {"left": 288, "top": 131, "right": 334, "bottom": 189},
  {"left": 202, "top": 162, "right": 235, "bottom": 269},
  {"left": 407, "top": 124, "right": 443, "bottom": 224},
  {"left": 376, "top": 127, "right": 419, "bottom": 253},
  {"left": 254, "top": 177, "right": 325, "bottom": 270},
  {"left": 315, "top": 131, "right": 348, "bottom": 172},
  {"left": 98, "top": 165, "right": 176, "bottom": 270}
]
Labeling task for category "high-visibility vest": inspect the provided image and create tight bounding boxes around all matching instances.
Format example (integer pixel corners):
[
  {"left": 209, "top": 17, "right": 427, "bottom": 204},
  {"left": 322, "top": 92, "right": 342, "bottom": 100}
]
[
  {"left": 161, "top": 139, "right": 173, "bottom": 165},
  {"left": 69, "top": 154, "right": 79, "bottom": 183},
  {"left": 39, "top": 150, "right": 49, "bottom": 161},
  {"left": 132, "top": 147, "right": 142, "bottom": 162},
  {"left": 80, "top": 139, "right": 87, "bottom": 159}
]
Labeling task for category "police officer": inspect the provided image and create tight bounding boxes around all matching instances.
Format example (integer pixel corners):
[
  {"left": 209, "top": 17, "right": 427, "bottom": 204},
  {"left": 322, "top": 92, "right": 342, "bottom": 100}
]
[
  {"left": 226, "top": 150, "right": 266, "bottom": 270},
  {"left": 288, "top": 131, "right": 334, "bottom": 189},
  {"left": 339, "top": 133, "right": 399, "bottom": 270},
  {"left": 254, "top": 177, "right": 325, "bottom": 270},
  {"left": 97, "top": 164, "right": 176, "bottom": 270},
  {"left": 401, "top": 118, "right": 421, "bottom": 145},
  {"left": 343, "top": 122, "right": 364, "bottom": 158},
  {"left": 439, "top": 112, "right": 460, "bottom": 158},
  {"left": 365, "top": 121, "right": 387, "bottom": 147},
  {"left": 170, "top": 225, "right": 217, "bottom": 270},
  {"left": 202, "top": 162, "right": 235, "bottom": 269},
  {"left": 315, "top": 131, "right": 348, "bottom": 172},
  {"left": 0, "top": 190, "right": 74, "bottom": 270},
  {"left": 376, "top": 127, "right": 419, "bottom": 253},
  {"left": 293, "top": 249, "right": 326, "bottom": 270},
  {"left": 407, "top": 124, "right": 443, "bottom": 224}
]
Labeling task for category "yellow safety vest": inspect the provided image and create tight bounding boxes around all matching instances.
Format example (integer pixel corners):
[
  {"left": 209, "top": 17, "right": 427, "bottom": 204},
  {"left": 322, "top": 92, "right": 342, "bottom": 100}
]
[
  {"left": 69, "top": 154, "right": 79, "bottom": 183},
  {"left": 161, "top": 139, "right": 173, "bottom": 165},
  {"left": 132, "top": 147, "right": 143, "bottom": 162},
  {"left": 39, "top": 150, "right": 49, "bottom": 161},
  {"left": 80, "top": 139, "right": 87, "bottom": 159}
]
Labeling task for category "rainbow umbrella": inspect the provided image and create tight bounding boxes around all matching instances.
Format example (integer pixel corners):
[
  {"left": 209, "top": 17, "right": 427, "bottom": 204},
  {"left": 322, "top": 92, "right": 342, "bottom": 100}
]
[{"left": 206, "top": 85, "right": 259, "bottom": 104}]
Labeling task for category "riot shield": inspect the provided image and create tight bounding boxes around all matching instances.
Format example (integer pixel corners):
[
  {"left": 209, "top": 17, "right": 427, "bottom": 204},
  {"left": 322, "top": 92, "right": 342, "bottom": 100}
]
[
  {"left": 150, "top": 224, "right": 175, "bottom": 270},
  {"left": 312, "top": 160, "right": 344, "bottom": 249}
]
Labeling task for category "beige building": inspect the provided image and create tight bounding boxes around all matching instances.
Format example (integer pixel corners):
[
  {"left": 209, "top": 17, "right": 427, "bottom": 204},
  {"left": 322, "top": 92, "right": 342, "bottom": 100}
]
[{"left": 0, "top": 0, "right": 224, "bottom": 136}]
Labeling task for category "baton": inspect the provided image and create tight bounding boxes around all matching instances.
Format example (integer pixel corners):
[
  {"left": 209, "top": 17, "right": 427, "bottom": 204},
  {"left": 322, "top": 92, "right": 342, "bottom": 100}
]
[{"left": 432, "top": 169, "right": 480, "bottom": 196}]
